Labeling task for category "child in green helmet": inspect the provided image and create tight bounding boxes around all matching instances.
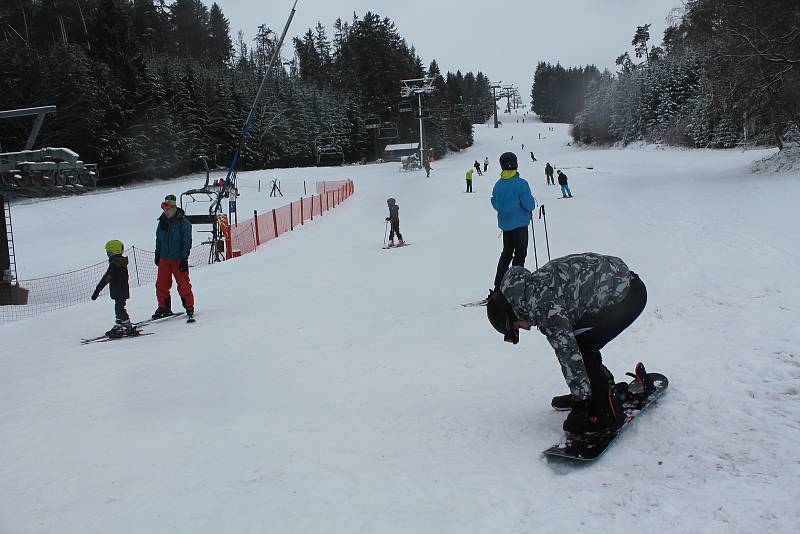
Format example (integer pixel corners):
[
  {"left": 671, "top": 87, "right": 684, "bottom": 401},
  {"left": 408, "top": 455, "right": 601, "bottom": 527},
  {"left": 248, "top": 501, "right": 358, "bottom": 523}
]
[{"left": 91, "top": 240, "right": 136, "bottom": 338}]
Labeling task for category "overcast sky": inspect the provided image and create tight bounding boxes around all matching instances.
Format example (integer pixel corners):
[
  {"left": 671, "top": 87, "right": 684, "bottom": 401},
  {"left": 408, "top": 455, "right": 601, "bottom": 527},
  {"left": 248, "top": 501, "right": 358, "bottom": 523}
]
[{"left": 223, "top": 0, "right": 683, "bottom": 99}]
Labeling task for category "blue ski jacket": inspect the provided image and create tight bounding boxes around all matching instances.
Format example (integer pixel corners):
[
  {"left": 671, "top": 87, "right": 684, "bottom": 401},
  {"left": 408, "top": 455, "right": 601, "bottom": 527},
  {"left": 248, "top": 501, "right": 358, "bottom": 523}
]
[
  {"left": 155, "top": 208, "right": 192, "bottom": 260},
  {"left": 491, "top": 172, "right": 536, "bottom": 231}
]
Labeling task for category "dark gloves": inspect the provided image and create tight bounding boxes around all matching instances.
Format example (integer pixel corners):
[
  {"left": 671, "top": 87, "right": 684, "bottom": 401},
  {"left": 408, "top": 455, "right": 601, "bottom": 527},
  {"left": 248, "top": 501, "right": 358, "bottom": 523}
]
[
  {"left": 385, "top": 217, "right": 390, "bottom": 222},
  {"left": 154, "top": 254, "right": 160, "bottom": 266},
  {"left": 179, "top": 258, "right": 189, "bottom": 272},
  {"left": 91, "top": 292, "right": 99, "bottom": 301}
]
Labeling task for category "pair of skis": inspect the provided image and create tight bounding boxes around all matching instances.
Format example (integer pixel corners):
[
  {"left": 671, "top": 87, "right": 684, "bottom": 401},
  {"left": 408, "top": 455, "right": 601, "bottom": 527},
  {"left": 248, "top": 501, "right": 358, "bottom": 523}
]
[
  {"left": 382, "top": 242, "right": 413, "bottom": 250},
  {"left": 81, "top": 311, "right": 192, "bottom": 345}
]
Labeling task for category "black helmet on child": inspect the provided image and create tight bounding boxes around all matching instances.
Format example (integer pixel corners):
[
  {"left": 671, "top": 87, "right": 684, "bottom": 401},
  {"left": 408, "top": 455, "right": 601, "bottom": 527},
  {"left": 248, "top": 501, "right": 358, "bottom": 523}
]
[
  {"left": 499, "top": 152, "right": 518, "bottom": 171},
  {"left": 487, "top": 289, "right": 520, "bottom": 344}
]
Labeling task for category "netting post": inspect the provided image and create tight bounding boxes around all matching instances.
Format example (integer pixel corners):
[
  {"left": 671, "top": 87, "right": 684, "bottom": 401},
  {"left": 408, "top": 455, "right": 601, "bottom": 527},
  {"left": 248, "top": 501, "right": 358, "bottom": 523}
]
[
  {"left": 254, "top": 210, "right": 260, "bottom": 246},
  {"left": 131, "top": 246, "right": 141, "bottom": 286},
  {"left": 272, "top": 208, "right": 278, "bottom": 237},
  {"left": 290, "top": 201, "right": 294, "bottom": 231},
  {"left": 310, "top": 195, "right": 314, "bottom": 221},
  {"left": 300, "top": 198, "right": 304, "bottom": 225},
  {"left": 304, "top": 180, "right": 307, "bottom": 195}
]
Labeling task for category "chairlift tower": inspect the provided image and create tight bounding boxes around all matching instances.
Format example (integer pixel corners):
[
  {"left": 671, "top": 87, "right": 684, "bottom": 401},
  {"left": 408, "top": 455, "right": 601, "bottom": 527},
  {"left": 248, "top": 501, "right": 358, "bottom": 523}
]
[
  {"left": 490, "top": 83, "right": 502, "bottom": 128},
  {"left": 400, "top": 77, "right": 435, "bottom": 165}
]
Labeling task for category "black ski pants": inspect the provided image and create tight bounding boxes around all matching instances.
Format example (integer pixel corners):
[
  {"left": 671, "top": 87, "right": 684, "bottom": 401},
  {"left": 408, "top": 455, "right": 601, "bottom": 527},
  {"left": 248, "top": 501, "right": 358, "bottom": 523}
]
[
  {"left": 389, "top": 219, "right": 402, "bottom": 241},
  {"left": 546, "top": 173, "right": 554, "bottom": 185},
  {"left": 114, "top": 298, "right": 130, "bottom": 323},
  {"left": 494, "top": 226, "right": 528, "bottom": 290},
  {"left": 574, "top": 272, "right": 647, "bottom": 409},
  {"left": 466, "top": 179, "right": 473, "bottom": 193}
]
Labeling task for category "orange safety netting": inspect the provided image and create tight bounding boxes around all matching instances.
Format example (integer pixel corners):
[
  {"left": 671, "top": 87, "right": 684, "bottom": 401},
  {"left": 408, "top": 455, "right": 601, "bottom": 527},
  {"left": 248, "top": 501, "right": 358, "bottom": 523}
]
[{"left": 224, "top": 180, "right": 354, "bottom": 259}]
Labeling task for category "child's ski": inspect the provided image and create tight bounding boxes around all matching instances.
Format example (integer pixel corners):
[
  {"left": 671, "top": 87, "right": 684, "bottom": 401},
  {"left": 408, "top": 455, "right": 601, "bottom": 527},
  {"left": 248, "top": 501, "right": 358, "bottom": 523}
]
[{"left": 81, "top": 329, "right": 153, "bottom": 345}]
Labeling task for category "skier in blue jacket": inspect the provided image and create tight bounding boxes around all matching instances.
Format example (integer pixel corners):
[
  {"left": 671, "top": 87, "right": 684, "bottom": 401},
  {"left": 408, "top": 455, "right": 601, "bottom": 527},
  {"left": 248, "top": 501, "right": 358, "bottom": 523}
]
[{"left": 491, "top": 152, "right": 536, "bottom": 291}]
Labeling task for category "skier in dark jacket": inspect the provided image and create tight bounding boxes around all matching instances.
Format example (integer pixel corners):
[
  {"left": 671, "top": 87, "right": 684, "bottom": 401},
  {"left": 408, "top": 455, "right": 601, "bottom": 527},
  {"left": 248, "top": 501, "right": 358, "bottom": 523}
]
[
  {"left": 423, "top": 158, "right": 432, "bottom": 178},
  {"left": 473, "top": 160, "right": 483, "bottom": 177},
  {"left": 91, "top": 239, "right": 136, "bottom": 338},
  {"left": 544, "top": 163, "right": 554, "bottom": 185},
  {"left": 490, "top": 152, "right": 536, "bottom": 291},
  {"left": 557, "top": 170, "right": 573, "bottom": 198},
  {"left": 386, "top": 197, "right": 404, "bottom": 247},
  {"left": 486, "top": 253, "right": 647, "bottom": 436},
  {"left": 153, "top": 194, "right": 194, "bottom": 319}
]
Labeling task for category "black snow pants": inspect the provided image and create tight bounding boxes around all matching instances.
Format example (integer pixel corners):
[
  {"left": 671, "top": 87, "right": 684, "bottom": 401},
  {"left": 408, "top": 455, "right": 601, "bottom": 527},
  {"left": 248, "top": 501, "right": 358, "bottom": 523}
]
[
  {"left": 493, "top": 226, "right": 528, "bottom": 290},
  {"left": 114, "top": 299, "right": 130, "bottom": 323},
  {"left": 466, "top": 179, "right": 473, "bottom": 193},
  {"left": 389, "top": 219, "right": 402, "bottom": 241},
  {"left": 574, "top": 272, "right": 647, "bottom": 410}
]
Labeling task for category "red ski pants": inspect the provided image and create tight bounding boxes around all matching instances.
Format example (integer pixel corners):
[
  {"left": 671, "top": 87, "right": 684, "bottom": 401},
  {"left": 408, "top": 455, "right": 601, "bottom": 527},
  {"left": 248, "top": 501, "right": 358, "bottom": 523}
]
[{"left": 156, "top": 259, "right": 194, "bottom": 308}]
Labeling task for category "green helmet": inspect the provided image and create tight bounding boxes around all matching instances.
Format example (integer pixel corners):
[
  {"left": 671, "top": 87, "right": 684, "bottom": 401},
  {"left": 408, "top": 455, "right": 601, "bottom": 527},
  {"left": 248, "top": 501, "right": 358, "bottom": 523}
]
[{"left": 105, "top": 239, "right": 124, "bottom": 256}]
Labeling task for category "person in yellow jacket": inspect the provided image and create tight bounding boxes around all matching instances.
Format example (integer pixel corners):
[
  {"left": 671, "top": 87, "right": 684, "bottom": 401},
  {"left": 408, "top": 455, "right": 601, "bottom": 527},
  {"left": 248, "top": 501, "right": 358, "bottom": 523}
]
[{"left": 466, "top": 168, "right": 474, "bottom": 193}]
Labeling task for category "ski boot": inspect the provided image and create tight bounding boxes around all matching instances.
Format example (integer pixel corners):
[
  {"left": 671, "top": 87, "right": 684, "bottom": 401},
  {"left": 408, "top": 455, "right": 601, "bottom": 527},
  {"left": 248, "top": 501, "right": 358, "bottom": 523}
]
[
  {"left": 398, "top": 240, "right": 405, "bottom": 246},
  {"left": 152, "top": 297, "right": 173, "bottom": 320},
  {"left": 106, "top": 320, "right": 137, "bottom": 339},
  {"left": 388, "top": 239, "right": 395, "bottom": 248},
  {"left": 185, "top": 306, "right": 195, "bottom": 322}
]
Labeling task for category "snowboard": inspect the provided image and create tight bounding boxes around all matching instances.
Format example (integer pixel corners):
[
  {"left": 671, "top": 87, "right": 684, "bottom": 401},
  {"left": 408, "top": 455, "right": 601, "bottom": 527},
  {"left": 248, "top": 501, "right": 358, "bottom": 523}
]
[
  {"left": 382, "top": 242, "right": 413, "bottom": 250},
  {"left": 543, "top": 370, "right": 668, "bottom": 462}
]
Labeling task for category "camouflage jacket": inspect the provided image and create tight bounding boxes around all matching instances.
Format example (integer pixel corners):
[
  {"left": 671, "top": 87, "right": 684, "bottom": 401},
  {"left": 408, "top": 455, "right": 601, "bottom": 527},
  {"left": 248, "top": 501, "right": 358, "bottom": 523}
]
[{"left": 500, "top": 253, "right": 632, "bottom": 400}]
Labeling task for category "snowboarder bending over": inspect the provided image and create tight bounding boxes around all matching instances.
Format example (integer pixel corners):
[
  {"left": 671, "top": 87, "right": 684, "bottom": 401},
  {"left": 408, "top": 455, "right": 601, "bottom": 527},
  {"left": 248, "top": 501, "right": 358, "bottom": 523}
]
[
  {"left": 91, "top": 239, "right": 136, "bottom": 338},
  {"left": 545, "top": 163, "right": 555, "bottom": 185},
  {"left": 466, "top": 168, "right": 474, "bottom": 193},
  {"left": 153, "top": 194, "right": 195, "bottom": 320},
  {"left": 486, "top": 253, "right": 647, "bottom": 436},
  {"left": 557, "top": 170, "right": 573, "bottom": 198},
  {"left": 386, "top": 198, "right": 404, "bottom": 247},
  {"left": 491, "top": 152, "right": 536, "bottom": 292}
]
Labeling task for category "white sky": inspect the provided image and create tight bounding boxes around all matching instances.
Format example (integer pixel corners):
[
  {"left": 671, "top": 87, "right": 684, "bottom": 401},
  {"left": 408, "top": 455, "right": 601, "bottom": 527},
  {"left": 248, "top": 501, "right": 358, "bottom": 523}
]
[{"left": 222, "top": 0, "right": 683, "bottom": 100}]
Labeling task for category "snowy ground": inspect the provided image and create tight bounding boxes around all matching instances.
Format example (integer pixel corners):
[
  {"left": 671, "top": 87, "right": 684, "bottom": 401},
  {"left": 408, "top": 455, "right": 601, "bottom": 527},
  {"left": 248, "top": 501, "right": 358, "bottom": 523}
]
[{"left": 2, "top": 113, "right": 799, "bottom": 533}]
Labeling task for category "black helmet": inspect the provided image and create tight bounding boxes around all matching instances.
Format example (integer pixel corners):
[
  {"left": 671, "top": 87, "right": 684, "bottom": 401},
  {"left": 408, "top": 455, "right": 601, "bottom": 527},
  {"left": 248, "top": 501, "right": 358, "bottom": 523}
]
[
  {"left": 486, "top": 289, "right": 520, "bottom": 344},
  {"left": 499, "top": 152, "right": 518, "bottom": 171}
]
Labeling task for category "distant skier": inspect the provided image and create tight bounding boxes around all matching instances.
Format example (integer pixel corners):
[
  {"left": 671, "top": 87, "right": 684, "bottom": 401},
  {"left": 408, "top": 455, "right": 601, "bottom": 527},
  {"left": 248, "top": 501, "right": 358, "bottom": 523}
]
[
  {"left": 385, "top": 198, "right": 404, "bottom": 247},
  {"left": 153, "top": 194, "right": 195, "bottom": 320},
  {"left": 490, "top": 152, "right": 536, "bottom": 292},
  {"left": 530, "top": 151, "right": 537, "bottom": 162},
  {"left": 557, "top": 170, "right": 573, "bottom": 198},
  {"left": 486, "top": 253, "right": 647, "bottom": 436},
  {"left": 545, "top": 162, "right": 554, "bottom": 185},
  {"left": 473, "top": 160, "right": 483, "bottom": 176},
  {"left": 466, "top": 168, "right": 474, "bottom": 193},
  {"left": 423, "top": 158, "right": 431, "bottom": 178},
  {"left": 521, "top": 143, "right": 525, "bottom": 151},
  {"left": 91, "top": 239, "right": 136, "bottom": 338},
  {"left": 483, "top": 157, "right": 489, "bottom": 173}
]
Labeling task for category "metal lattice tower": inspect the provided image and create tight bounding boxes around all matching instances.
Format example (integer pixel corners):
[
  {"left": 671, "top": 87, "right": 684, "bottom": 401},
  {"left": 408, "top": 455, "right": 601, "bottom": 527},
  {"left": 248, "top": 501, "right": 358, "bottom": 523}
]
[{"left": 400, "top": 77, "right": 435, "bottom": 165}]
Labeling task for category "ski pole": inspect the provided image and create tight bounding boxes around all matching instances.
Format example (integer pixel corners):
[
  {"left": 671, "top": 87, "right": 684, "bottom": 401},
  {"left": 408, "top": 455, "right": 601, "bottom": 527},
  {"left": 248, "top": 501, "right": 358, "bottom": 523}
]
[
  {"left": 530, "top": 214, "right": 539, "bottom": 270},
  {"left": 384, "top": 220, "right": 389, "bottom": 247},
  {"left": 539, "top": 205, "right": 550, "bottom": 262}
]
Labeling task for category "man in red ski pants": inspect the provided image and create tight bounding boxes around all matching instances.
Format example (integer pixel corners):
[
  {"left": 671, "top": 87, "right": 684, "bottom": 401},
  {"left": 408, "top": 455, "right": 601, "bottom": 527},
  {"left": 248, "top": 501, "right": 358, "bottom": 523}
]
[{"left": 153, "top": 194, "right": 195, "bottom": 320}]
